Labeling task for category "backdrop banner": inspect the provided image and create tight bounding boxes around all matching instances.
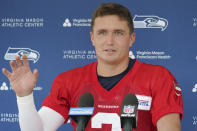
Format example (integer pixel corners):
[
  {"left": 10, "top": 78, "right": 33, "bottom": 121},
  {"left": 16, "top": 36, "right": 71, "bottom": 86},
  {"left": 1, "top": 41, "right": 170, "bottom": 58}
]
[{"left": 0, "top": 0, "right": 197, "bottom": 130}]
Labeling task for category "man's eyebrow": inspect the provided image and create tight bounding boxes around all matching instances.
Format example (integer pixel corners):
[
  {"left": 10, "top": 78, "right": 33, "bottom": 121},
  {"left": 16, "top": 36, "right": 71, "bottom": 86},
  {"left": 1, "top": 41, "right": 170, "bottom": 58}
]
[
  {"left": 96, "top": 29, "right": 126, "bottom": 32},
  {"left": 114, "top": 29, "right": 126, "bottom": 33},
  {"left": 96, "top": 29, "right": 107, "bottom": 32}
]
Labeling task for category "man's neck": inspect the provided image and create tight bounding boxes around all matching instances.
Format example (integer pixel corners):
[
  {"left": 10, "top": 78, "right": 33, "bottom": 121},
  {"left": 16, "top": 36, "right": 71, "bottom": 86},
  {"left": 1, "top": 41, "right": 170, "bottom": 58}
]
[{"left": 97, "top": 58, "right": 130, "bottom": 77}]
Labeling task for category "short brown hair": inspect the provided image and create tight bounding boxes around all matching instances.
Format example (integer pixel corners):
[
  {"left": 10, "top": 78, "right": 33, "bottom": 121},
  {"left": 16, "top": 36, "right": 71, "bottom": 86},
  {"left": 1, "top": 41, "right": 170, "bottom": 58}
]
[{"left": 91, "top": 3, "right": 134, "bottom": 33}]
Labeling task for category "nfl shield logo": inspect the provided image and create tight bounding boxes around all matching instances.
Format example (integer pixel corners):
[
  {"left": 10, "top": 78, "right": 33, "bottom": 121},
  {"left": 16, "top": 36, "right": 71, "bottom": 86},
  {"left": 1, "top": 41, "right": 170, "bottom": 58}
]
[{"left": 123, "top": 105, "right": 135, "bottom": 113}]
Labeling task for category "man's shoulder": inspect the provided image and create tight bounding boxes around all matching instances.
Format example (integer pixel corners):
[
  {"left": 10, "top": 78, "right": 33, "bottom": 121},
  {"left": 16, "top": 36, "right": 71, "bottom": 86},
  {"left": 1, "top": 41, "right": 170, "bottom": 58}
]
[
  {"left": 57, "top": 62, "right": 97, "bottom": 79},
  {"left": 135, "top": 60, "right": 171, "bottom": 76}
]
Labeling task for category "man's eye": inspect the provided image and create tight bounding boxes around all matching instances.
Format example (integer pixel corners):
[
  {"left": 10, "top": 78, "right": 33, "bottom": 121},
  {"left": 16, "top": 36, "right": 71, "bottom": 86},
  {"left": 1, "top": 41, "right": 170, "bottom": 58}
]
[
  {"left": 98, "top": 31, "right": 106, "bottom": 35},
  {"left": 115, "top": 31, "right": 123, "bottom": 36}
]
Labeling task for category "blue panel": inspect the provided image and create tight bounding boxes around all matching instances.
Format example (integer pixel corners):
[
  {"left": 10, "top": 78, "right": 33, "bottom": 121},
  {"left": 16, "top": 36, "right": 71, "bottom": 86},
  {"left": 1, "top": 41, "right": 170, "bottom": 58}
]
[{"left": 0, "top": 0, "right": 197, "bottom": 130}]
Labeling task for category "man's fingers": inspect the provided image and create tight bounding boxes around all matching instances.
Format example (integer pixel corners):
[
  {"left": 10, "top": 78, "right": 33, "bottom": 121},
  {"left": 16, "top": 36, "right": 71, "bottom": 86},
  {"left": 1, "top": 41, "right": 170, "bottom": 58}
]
[
  {"left": 10, "top": 60, "right": 17, "bottom": 71},
  {"left": 22, "top": 55, "right": 29, "bottom": 68},
  {"left": 2, "top": 68, "right": 11, "bottom": 79},
  {"left": 16, "top": 55, "right": 22, "bottom": 67},
  {"left": 33, "top": 69, "right": 39, "bottom": 81}
]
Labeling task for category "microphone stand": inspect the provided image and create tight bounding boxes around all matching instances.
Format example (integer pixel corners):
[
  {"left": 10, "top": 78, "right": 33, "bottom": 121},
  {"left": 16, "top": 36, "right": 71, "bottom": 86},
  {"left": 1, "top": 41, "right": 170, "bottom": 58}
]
[
  {"left": 123, "top": 118, "right": 133, "bottom": 131},
  {"left": 76, "top": 116, "right": 89, "bottom": 131}
]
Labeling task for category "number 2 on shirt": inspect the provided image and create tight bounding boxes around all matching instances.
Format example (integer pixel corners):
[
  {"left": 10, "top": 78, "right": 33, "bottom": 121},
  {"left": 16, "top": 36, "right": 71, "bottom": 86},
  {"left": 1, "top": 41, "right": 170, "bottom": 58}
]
[{"left": 91, "top": 112, "right": 121, "bottom": 131}]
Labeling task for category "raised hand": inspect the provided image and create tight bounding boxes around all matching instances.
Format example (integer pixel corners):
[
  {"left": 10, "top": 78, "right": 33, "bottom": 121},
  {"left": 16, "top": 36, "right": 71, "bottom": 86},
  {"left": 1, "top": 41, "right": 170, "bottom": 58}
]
[{"left": 2, "top": 55, "right": 38, "bottom": 97}]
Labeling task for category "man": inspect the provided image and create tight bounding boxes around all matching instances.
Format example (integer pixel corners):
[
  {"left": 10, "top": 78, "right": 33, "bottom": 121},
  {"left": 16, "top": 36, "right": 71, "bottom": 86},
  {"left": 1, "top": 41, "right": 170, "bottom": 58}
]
[{"left": 2, "top": 3, "right": 182, "bottom": 131}]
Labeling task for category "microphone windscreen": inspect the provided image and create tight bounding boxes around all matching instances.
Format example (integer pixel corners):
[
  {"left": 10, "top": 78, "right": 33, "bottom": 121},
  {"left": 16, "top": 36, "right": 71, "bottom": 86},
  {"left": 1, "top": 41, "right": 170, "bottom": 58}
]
[
  {"left": 120, "top": 93, "right": 138, "bottom": 129},
  {"left": 122, "top": 93, "right": 138, "bottom": 106},
  {"left": 78, "top": 93, "right": 94, "bottom": 107}
]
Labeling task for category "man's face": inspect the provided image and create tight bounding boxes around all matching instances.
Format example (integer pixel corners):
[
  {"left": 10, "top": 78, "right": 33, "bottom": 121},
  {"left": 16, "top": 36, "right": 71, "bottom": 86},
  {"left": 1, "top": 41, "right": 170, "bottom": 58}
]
[{"left": 90, "top": 15, "right": 135, "bottom": 64}]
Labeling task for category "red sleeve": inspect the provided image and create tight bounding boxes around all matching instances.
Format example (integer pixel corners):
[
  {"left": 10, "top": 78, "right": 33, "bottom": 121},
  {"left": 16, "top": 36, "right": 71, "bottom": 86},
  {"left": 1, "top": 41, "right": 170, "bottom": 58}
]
[
  {"left": 42, "top": 73, "right": 70, "bottom": 123},
  {"left": 150, "top": 66, "right": 183, "bottom": 126}
]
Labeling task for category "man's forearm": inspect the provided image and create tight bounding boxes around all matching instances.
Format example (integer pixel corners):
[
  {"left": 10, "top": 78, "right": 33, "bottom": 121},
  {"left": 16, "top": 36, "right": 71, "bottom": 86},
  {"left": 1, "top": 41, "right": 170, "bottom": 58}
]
[
  {"left": 17, "top": 93, "right": 43, "bottom": 131},
  {"left": 17, "top": 93, "right": 65, "bottom": 131},
  {"left": 157, "top": 113, "right": 181, "bottom": 131}
]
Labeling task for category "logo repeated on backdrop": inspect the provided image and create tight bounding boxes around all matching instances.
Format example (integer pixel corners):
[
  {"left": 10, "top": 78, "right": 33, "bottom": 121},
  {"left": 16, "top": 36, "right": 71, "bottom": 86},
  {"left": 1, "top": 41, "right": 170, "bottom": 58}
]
[
  {"left": 0, "top": 113, "right": 18, "bottom": 123},
  {"left": 192, "top": 56, "right": 197, "bottom": 93},
  {"left": 193, "top": 17, "right": 197, "bottom": 27},
  {"left": 0, "top": 82, "right": 9, "bottom": 91},
  {"left": 0, "top": 18, "right": 44, "bottom": 28},
  {"left": 193, "top": 115, "right": 197, "bottom": 127},
  {"left": 63, "top": 50, "right": 171, "bottom": 61},
  {"left": 63, "top": 18, "right": 91, "bottom": 27},
  {"left": 130, "top": 50, "right": 171, "bottom": 60},
  {"left": 133, "top": 15, "right": 168, "bottom": 31},
  {"left": 0, "top": 81, "right": 43, "bottom": 91},
  {"left": 2, "top": 47, "right": 42, "bottom": 92},
  {"left": 192, "top": 83, "right": 197, "bottom": 93},
  {"left": 4, "top": 47, "right": 40, "bottom": 63},
  {"left": 62, "top": 15, "right": 168, "bottom": 31},
  {"left": 129, "top": 51, "right": 135, "bottom": 59},
  {"left": 63, "top": 18, "right": 72, "bottom": 27},
  {"left": 63, "top": 49, "right": 97, "bottom": 60}
]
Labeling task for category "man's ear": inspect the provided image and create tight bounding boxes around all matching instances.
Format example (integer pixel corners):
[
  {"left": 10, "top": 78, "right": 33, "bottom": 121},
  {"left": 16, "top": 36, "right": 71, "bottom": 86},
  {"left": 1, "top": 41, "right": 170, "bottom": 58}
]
[
  {"left": 90, "top": 32, "right": 95, "bottom": 46},
  {"left": 129, "top": 32, "right": 136, "bottom": 47}
]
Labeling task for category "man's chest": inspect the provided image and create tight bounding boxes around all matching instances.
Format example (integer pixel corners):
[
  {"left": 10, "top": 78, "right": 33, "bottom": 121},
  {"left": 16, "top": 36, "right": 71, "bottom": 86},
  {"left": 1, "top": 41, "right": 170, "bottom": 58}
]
[{"left": 68, "top": 81, "right": 156, "bottom": 131}]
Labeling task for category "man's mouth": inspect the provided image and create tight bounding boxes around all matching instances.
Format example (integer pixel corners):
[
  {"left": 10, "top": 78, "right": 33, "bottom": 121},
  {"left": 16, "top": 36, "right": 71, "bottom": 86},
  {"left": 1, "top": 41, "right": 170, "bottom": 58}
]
[{"left": 104, "top": 49, "right": 116, "bottom": 53}]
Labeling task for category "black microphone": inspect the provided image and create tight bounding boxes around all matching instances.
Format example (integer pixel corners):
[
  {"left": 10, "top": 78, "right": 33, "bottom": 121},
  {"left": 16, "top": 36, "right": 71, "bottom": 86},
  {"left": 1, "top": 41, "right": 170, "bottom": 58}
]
[
  {"left": 69, "top": 93, "right": 94, "bottom": 131},
  {"left": 120, "top": 93, "right": 138, "bottom": 131}
]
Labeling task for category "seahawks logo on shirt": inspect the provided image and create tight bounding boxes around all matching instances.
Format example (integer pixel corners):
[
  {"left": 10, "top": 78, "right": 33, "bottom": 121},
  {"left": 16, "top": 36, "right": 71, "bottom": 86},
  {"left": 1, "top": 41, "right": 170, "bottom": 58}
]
[{"left": 174, "top": 81, "right": 182, "bottom": 96}]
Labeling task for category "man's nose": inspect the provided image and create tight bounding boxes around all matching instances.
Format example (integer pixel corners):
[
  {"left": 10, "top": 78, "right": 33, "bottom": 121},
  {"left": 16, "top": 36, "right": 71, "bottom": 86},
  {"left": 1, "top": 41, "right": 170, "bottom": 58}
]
[{"left": 106, "top": 33, "right": 114, "bottom": 45}]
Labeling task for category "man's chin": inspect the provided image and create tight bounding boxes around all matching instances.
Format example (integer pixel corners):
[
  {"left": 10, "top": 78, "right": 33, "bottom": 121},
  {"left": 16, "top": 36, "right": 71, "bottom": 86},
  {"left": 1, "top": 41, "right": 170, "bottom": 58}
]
[{"left": 98, "top": 57, "right": 121, "bottom": 65}]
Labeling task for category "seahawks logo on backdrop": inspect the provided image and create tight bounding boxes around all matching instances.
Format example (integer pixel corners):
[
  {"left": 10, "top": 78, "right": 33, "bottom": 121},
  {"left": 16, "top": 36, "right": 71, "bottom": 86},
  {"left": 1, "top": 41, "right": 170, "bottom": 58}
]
[
  {"left": 4, "top": 47, "right": 40, "bottom": 63},
  {"left": 133, "top": 15, "right": 168, "bottom": 31}
]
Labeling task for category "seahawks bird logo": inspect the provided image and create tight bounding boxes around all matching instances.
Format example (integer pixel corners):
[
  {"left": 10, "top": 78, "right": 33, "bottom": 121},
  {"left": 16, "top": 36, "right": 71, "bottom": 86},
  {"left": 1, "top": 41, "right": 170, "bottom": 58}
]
[
  {"left": 4, "top": 47, "right": 40, "bottom": 63},
  {"left": 133, "top": 15, "right": 168, "bottom": 31}
]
